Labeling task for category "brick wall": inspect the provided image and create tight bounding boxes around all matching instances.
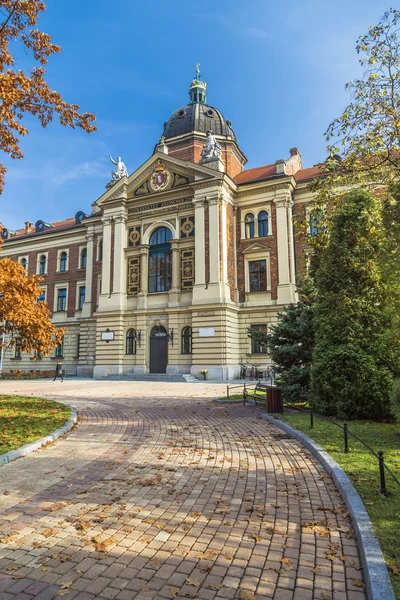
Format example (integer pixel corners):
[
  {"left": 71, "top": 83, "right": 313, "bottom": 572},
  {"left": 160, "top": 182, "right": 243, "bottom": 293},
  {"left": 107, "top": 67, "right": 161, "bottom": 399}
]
[{"left": 165, "top": 135, "right": 245, "bottom": 178}]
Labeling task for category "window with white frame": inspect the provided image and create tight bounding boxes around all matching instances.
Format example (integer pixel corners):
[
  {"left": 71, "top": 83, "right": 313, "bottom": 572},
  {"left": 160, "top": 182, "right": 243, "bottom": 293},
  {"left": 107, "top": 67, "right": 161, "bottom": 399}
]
[
  {"left": 37, "top": 253, "right": 48, "bottom": 275},
  {"left": 20, "top": 256, "right": 28, "bottom": 271},
  {"left": 257, "top": 211, "right": 269, "bottom": 237},
  {"left": 57, "top": 288, "right": 67, "bottom": 311},
  {"left": 59, "top": 251, "right": 68, "bottom": 272},
  {"left": 250, "top": 324, "right": 267, "bottom": 354},
  {"left": 245, "top": 213, "right": 255, "bottom": 239},
  {"left": 249, "top": 260, "right": 267, "bottom": 292},
  {"left": 80, "top": 247, "right": 87, "bottom": 269},
  {"left": 78, "top": 286, "right": 85, "bottom": 310},
  {"left": 244, "top": 251, "right": 271, "bottom": 293}
]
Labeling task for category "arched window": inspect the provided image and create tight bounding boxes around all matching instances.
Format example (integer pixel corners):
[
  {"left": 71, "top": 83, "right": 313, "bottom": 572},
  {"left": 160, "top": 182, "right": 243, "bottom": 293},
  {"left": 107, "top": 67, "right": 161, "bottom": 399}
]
[
  {"left": 126, "top": 329, "right": 137, "bottom": 355},
  {"left": 309, "top": 211, "right": 323, "bottom": 236},
  {"left": 245, "top": 213, "right": 255, "bottom": 239},
  {"left": 20, "top": 258, "right": 27, "bottom": 270},
  {"left": 59, "top": 251, "right": 67, "bottom": 272},
  {"left": 98, "top": 239, "right": 103, "bottom": 261},
  {"left": 39, "top": 255, "right": 47, "bottom": 275},
  {"left": 181, "top": 326, "right": 192, "bottom": 354},
  {"left": 80, "top": 248, "right": 87, "bottom": 269},
  {"left": 149, "top": 227, "right": 173, "bottom": 293},
  {"left": 258, "top": 211, "right": 269, "bottom": 237}
]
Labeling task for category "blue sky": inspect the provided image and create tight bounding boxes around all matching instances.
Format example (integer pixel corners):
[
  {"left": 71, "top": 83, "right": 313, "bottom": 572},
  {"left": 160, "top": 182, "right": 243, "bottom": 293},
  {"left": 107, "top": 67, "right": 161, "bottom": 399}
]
[{"left": 1, "top": 0, "right": 388, "bottom": 230}]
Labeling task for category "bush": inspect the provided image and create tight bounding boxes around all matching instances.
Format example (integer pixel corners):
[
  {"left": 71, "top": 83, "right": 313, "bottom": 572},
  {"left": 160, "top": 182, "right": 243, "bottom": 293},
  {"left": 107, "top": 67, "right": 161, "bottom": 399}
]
[{"left": 390, "top": 379, "right": 400, "bottom": 423}]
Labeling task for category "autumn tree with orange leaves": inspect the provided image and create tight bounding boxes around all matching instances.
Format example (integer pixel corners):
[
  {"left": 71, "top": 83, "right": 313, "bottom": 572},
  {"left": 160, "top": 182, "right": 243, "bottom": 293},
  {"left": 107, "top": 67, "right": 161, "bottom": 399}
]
[
  {"left": 0, "top": 1, "right": 95, "bottom": 360},
  {"left": 0, "top": 0, "right": 96, "bottom": 193},
  {"left": 0, "top": 253, "right": 65, "bottom": 357}
]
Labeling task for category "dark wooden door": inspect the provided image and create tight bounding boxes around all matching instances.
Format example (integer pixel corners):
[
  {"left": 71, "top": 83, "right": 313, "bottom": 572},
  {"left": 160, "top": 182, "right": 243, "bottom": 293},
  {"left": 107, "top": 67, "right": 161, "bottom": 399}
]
[{"left": 150, "top": 326, "right": 168, "bottom": 373}]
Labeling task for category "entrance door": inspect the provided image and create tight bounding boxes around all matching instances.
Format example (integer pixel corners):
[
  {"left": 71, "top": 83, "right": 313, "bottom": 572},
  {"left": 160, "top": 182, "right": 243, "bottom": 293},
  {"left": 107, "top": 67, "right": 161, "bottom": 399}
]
[{"left": 150, "top": 325, "right": 168, "bottom": 373}]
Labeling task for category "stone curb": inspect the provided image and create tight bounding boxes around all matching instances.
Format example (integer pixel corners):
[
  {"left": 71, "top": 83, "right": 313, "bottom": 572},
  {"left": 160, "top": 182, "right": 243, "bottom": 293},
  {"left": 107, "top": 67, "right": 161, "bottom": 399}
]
[
  {"left": 261, "top": 414, "right": 394, "bottom": 600},
  {"left": 0, "top": 406, "right": 78, "bottom": 468}
]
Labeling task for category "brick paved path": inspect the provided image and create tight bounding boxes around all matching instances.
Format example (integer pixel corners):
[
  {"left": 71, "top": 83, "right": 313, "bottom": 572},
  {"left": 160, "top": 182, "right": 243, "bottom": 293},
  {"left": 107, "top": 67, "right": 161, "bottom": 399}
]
[{"left": 0, "top": 393, "right": 366, "bottom": 600}]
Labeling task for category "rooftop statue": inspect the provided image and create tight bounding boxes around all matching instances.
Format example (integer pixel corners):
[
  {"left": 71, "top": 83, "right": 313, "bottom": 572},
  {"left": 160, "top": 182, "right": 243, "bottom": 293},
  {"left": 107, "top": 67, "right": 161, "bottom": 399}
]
[
  {"left": 201, "top": 130, "right": 222, "bottom": 160},
  {"left": 109, "top": 155, "right": 128, "bottom": 183}
]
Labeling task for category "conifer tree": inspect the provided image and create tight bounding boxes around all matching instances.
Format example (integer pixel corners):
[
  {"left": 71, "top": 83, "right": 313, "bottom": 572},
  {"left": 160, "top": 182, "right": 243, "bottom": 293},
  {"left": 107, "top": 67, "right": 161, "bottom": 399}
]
[{"left": 310, "top": 188, "right": 400, "bottom": 419}]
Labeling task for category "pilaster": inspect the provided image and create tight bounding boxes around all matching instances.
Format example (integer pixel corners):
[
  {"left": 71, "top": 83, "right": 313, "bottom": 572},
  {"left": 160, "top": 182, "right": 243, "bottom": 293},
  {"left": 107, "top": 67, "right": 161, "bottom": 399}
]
[
  {"left": 109, "top": 214, "right": 127, "bottom": 311},
  {"left": 274, "top": 190, "right": 296, "bottom": 304},
  {"left": 137, "top": 245, "right": 149, "bottom": 310},
  {"left": 168, "top": 239, "right": 180, "bottom": 307},
  {"left": 98, "top": 216, "right": 112, "bottom": 310},
  {"left": 81, "top": 228, "right": 95, "bottom": 318}
]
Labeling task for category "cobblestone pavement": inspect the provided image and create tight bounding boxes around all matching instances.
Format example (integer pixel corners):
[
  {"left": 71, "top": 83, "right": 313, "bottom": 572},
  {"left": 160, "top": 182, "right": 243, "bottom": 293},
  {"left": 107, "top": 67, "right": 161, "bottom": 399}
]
[{"left": 0, "top": 384, "right": 366, "bottom": 600}]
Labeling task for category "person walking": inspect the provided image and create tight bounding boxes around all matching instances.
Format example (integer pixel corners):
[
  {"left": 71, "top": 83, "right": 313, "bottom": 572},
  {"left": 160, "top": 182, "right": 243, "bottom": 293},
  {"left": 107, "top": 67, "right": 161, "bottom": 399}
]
[{"left": 53, "top": 361, "right": 64, "bottom": 382}]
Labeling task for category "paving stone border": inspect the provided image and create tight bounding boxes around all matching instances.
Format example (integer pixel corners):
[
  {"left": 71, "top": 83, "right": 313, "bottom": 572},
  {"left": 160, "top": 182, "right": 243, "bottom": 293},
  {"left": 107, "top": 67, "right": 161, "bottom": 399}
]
[
  {"left": 262, "top": 413, "right": 395, "bottom": 600},
  {"left": 0, "top": 405, "right": 77, "bottom": 467}
]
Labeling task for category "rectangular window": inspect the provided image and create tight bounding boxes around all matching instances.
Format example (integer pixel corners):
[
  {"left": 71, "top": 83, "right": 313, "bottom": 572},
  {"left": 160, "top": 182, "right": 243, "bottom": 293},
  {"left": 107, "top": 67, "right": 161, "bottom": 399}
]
[
  {"left": 251, "top": 324, "right": 267, "bottom": 354},
  {"left": 148, "top": 250, "right": 172, "bottom": 293},
  {"left": 55, "top": 340, "right": 63, "bottom": 358},
  {"left": 34, "top": 348, "right": 42, "bottom": 360},
  {"left": 14, "top": 339, "right": 22, "bottom": 359},
  {"left": 39, "top": 289, "right": 46, "bottom": 302},
  {"left": 249, "top": 260, "right": 267, "bottom": 292},
  {"left": 57, "top": 288, "right": 67, "bottom": 311},
  {"left": 78, "top": 286, "right": 86, "bottom": 310}
]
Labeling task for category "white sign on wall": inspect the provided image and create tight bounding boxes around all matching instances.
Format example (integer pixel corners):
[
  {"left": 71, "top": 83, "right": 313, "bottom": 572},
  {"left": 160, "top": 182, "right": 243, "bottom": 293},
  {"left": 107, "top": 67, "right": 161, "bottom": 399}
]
[
  {"left": 198, "top": 327, "right": 215, "bottom": 337},
  {"left": 148, "top": 315, "right": 168, "bottom": 320}
]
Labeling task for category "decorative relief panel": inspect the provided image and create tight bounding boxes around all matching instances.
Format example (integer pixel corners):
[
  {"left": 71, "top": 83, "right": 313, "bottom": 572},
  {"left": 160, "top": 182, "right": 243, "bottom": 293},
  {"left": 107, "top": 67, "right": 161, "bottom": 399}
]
[
  {"left": 128, "top": 226, "right": 141, "bottom": 247},
  {"left": 127, "top": 256, "right": 140, "bottom": 295},
  {"left": 180, "top": 216, "right": 195, "bottom": 238},
  {"left": 134, "top": 181, "right": 150, "bottom": 197},
  {"left": 173, "top": 173, "right": 190, "bottom": 188},
  {"left": 181, "top": 249, "right": 195, "bottom": 290}
]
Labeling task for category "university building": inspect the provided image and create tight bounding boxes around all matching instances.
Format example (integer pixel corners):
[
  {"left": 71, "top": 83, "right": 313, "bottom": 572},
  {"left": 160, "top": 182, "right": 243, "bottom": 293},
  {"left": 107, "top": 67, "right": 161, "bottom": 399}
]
[{"left": 1, "top": 72, "right": 318, "bottom": 379}]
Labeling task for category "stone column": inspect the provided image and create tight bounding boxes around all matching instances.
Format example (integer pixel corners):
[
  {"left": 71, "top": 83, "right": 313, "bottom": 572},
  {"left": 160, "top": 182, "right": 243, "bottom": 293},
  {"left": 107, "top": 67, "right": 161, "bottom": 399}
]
[
  {"left": 274, "top": 190, "right": 296, "bottom": 304},
  {"left": 81, "top": 229, "right": 94, "bottom": 318},
  {"left": 100, "top": 216, "right": 112, "bottom": 298}
]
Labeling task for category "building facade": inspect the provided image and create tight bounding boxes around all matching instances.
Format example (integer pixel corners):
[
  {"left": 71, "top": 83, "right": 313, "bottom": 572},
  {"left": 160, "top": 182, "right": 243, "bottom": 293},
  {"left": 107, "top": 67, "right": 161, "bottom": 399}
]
[{"left": 1, "top": 73, "right": 318, "bottom": 379}]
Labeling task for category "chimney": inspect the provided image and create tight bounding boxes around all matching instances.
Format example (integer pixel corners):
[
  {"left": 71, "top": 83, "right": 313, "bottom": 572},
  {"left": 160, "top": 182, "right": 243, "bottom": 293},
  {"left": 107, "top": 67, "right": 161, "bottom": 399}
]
[
  {"left": 275, "top": 159, "right": 286, "bottom": 175},
  {"left": 25, "top": 221, "right": 33, "bottom": 234},
  {"left": 290, "top": 147, "right": 300, "bottom": 157}
]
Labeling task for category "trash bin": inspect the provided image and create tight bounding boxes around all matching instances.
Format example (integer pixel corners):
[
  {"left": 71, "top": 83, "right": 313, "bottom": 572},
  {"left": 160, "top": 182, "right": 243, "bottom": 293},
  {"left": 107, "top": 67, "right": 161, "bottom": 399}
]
[{"left": 266, "top": 386, "right": 283, "bottom": 413}]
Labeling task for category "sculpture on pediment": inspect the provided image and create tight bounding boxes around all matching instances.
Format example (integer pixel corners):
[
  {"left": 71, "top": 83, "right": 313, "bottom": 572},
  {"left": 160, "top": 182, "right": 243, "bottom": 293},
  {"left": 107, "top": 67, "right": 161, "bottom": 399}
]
[
  {"left": 109, "top": 155, "right": 128, "bottom": 183},
  {"left": 201, "top": 130, "right": 222, "bottom": 160}
]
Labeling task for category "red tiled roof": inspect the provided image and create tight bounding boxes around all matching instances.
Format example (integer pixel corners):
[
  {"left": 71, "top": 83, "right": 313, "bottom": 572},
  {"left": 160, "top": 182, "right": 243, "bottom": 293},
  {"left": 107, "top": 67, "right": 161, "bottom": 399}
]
[
  {"left": 294, "top": 165, "right": 323, "bottom": 182},
  {"left": 9, "top": 218, "right": 78, "bottom": 240},
  {"left": 234, "top": 163, "right": 324, "bottom": 186},
  {"left": 234, "top": 164, "right": 277, "bottom": 185}
]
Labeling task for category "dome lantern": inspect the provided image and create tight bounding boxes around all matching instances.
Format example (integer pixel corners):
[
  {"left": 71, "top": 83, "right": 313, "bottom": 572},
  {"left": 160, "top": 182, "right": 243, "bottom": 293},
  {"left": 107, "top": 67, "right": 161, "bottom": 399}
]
[{"left": 189, "top": 63, "right": 207, "bottom": 104}]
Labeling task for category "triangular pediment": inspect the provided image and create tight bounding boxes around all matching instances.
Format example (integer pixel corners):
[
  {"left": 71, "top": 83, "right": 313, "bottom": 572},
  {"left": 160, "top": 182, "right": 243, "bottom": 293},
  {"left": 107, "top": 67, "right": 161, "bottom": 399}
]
[
  {"left": 242, "top": 241, "right": 272, "bottom": 254},
  {"left": 95, "top": 152, "right": 222, "bottom": 208}
]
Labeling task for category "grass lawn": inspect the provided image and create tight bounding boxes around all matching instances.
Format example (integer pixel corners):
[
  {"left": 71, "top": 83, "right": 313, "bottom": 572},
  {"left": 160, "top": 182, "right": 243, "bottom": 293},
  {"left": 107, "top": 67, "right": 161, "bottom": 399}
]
[
  {"left": 278, "top": 412, "right": 400, "bottom": 598},
  {"left": 0, "top": 395, "right": 71, "bottom": 455}
]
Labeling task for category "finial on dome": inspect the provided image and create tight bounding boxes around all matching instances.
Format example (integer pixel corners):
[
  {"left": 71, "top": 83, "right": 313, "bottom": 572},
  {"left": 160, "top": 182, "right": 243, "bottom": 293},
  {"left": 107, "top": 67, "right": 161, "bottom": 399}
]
[{"left": 189, "top": 64, "right": 207, "bottom": 104}]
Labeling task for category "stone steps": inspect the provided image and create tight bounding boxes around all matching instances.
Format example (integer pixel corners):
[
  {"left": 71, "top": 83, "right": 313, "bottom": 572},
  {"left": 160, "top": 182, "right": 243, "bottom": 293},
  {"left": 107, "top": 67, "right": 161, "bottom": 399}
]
[{"left": 100, "top": 373, "right": 198, "bottom": 383}]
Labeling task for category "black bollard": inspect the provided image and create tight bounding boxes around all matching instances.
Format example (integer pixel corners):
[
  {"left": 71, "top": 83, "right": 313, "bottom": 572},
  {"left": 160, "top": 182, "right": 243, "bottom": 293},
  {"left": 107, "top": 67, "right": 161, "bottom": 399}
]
[
  {"left": 343, "top": 423, "right": 349, "bottom": 454},
  {"left": 378, "top": 451, "right": 389, "bottom": 496},
  {"left": 310, "top": 407, "right": 314, "bottom": 429}
]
